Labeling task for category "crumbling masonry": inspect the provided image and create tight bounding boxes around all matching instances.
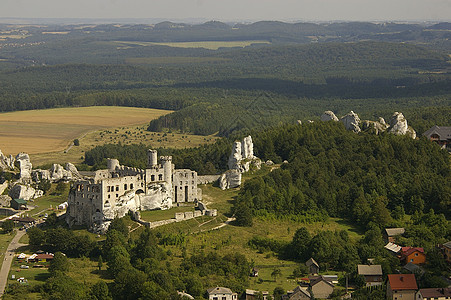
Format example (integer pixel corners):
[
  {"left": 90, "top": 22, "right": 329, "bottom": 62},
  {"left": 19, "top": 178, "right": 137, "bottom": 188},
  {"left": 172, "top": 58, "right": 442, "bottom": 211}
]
[{"left": 66, "top": 149, "right": 201, "bottom": 232}]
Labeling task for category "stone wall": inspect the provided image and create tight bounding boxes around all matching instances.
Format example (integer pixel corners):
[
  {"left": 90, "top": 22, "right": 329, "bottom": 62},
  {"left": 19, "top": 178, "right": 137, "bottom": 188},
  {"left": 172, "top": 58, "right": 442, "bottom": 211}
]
[{"left": 197, "top": 175, "right": 221, "bottom": 185}]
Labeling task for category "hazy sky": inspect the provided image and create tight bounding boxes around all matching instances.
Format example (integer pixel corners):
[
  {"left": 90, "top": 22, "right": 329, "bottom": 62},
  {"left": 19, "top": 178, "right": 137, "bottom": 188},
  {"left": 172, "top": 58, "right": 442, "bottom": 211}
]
[{"left": 2, "top": 0, "right": 451, "bottom": 22}]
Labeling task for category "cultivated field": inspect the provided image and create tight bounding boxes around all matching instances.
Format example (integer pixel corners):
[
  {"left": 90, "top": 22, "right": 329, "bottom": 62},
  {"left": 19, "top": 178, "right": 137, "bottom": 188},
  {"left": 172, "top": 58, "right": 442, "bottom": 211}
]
[
  {"left": 0, "top": 106, "right": 171, "bottom": 156},
  {"left": 114, "top": 40, "right": 271, "bottom": 50}
]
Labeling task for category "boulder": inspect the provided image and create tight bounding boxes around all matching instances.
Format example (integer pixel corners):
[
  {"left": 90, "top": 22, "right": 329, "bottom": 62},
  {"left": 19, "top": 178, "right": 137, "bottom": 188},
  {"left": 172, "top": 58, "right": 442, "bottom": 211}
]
[
  {"left": 219, "top": 170, "right": 242, "bottom": 190},
  {"left": 32, "top": 169, "right": 51, "bottom": 182},
  {"left": 49, "top": 164, "right": 73, "bottom": 181},
  {"left": 340, "top": 111, "right": 361, "bottom": 133},
  {"left": 388, "top": 112, "right": 416, "bottom": 139},
  {"left": 265, "top": 160, "right": 274, "bottom": 166},
  {"left": 297, "top": 120, "right": 302, "bottom": 125},
  {"left": 8, "top": 184, "right": 43, "bottom": 201},
  {"left": 0, "top": 180, "right": 8, "bottom": 195},
  {"left": 65, "top": 163, "right": 82, "bottom": 179},
  {"left": 0, "top": 195, "right": 12, "bottom": 207},
  {"left": 15, "top": 153, "right": 32, "bottom": 181},
  {"left": 321, "top": 111, "right": 339, "bottom": 122},
  {"left": 0, "top": 150, "right": 15, "bottom": 170}
]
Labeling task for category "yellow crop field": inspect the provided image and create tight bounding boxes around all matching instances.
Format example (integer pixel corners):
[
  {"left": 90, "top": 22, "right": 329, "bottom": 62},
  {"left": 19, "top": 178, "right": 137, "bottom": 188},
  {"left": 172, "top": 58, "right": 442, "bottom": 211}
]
[
  {"left": 0, "top": 106, "right": 171, "bottom": 156},
  {"left": 114, "top": 40, "right": 271, "bottom": 50}
]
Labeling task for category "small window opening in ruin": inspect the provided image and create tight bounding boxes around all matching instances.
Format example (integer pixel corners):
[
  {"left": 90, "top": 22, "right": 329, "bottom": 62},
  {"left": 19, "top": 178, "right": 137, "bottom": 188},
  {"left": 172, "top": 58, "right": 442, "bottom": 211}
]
[
  {"left": 180, "top": 186, "right": 183, "bottom": 190},
  {"left": 107, "top": 186, "right": 110, "bottom": 192},
  {"left": 192, "top": 173, "right": 195, "bottom": 177},
  {"left": 141, "top": 183, "right": 143, "bottom": 187},
  {"left": 96, "top": 209, "right": 100, "bottom": 213},
  {"left": 108, "top": 194, "right": 111, "bottom": 199},
  {"left": 158, "top": 174, "right": 163, "bottom": 181},
  {"left": 116, "top": 194, "right": 118, "bottom": 198},
  {"left": 185, "top": 173, "right": 187, "bottom": 177},
  {"left": 130, "top": 184, "right": 134, "bottom": 189},
  {"left": 116, "top": 186, "right": 119, "bottom": 191},
  {"left": 151, "top": 175, "right": 155, "bottom": 181},
  {"left": 180, "top": 181, "right": 182, "bottom": 185},
  {"left": 192, "top": 181, "right": 194, "bottom": 184},
  {"left": 124, "top": 184, "right": 127, "bottom": 190}
]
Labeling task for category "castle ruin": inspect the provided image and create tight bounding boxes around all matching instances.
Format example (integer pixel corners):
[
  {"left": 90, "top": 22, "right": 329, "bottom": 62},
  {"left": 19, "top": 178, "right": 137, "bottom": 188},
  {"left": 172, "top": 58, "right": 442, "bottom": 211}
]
[{"left": 65, "top": 149, "right": 201, "bottom": 232}]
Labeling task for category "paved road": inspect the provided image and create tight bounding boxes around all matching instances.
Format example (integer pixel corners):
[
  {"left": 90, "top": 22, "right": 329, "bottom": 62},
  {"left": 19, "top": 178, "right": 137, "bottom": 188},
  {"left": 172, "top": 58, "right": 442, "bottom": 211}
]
[{"left": 0, "top": 229, "right": 27, "bottom": 297}]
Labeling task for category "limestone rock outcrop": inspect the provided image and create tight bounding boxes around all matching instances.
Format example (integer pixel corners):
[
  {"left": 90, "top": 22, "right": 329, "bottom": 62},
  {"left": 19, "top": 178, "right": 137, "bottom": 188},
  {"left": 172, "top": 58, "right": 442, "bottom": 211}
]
[
  {"left": 219, "top": 170, "right": 241, "bottom": 190},
  {"left": 228, "top": 136, "right": 261, "bottom": 173},
  {"left": 0, "top": 195, "right": 12, "bottom": 207},
  {"left": 388, "top": 112, "right": 416, "bottom": 139},
  {"left": 0, "top": 181, "right": 8, "bottom": 195},
  {"left": 0, "top": 150, "right": 15, "bottom": 170},
  {"left": 8, "top": 184, "right": 43, "bottom": 201},
  {"left": 139, "top": 183, "right": 173, "bottom": 211},
  {"left": 15, "top": 153, "right": 32, "bottom": 182},
  {"left": 33, "top": 163, "right": 82, "bottom": 182},
  {"left": 361, "top": 118, "right": 389, "bottom": 135},
  {"left": 321, "top": 111, "right": 339, "bottom": 122},
  {"left": 340, "top": 111, "right": 361, "bottom": 133}
]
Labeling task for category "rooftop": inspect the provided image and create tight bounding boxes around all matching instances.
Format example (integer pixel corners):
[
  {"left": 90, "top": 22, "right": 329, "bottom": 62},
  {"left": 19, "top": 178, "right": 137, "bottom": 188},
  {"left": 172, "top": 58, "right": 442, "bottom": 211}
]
[
  {"left": 401, "top": 247, "right": 424, "bottom": 256},
  {"left": 423, "top": 126, "right": 451, "bottom": 140},
  {"left": 207, "top": 287, "right": 234, "bottom": 295},
  {"left": 387, "top": 274, "right": 418, "bottom": 290},
  {"left": 419, "top": 288, "right": 451, "bottom": 298},
  {"left": 385, "top": 227, "right": 405, "bottom": 236},
  {"left": 357, "top": 264, "right": 382, "bottom": 276},
  {"left": 385, "top": 242, "right": 401, "bottom": 253}
]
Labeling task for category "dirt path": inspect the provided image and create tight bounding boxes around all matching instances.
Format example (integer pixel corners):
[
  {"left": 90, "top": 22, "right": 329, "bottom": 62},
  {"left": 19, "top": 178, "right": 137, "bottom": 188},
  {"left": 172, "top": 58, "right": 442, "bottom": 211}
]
[{"left": 0, "top": 229, "right": 27, "bottom": 297}]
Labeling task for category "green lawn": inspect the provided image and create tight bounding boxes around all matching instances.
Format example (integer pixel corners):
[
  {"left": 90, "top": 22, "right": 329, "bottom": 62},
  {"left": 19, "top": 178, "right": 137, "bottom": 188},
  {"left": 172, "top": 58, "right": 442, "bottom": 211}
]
[
  {"left": 0, "top": 230, "right": 16, "bottom": 262},
  {"left": 139, "top": 205, "right": 195, "bottom": 222}
]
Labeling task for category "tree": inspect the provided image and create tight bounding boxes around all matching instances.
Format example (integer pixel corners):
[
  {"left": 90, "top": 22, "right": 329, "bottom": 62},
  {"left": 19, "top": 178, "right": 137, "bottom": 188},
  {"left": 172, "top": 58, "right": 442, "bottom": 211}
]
[
  {"left": 46, "top": 212, "right": 58, "bottom": 227},
  {"left": 2, "top": 219, "right": 14, "bottom": 233},
  {"left": 55, "top": 182, "right": 67, "bottom": 195},
  {"left": 38, "top": 179, "right": 51, "bottom": 194},
  {"left": 98, "top": 255, "right": 103, "bottom": 271},
  {"left": 273, "top": 287, "right": 285, "bottom": 300},
  {"left": 73, "top": 139, "right": 80, "bottom": 146},
  {"left": 108, "top": 217, "right": 129, "bottom": 237},
  {"left": 48, "top": 252, "right": 69, "bottom": 276},
  {"left": 27, "top": 227, "right": 45, "bottom": 248},
  {"left": 291, "top": 227, "right": 311, "bottom": 260},
  {"left": 271, "top": 268, "right": 282, "bottom": 282},
  {"left": 234, "top": 204, "right": 253, "bottom": 227},
  {"left": 90, "top": 281, "right": 112, "bottom": 300}
]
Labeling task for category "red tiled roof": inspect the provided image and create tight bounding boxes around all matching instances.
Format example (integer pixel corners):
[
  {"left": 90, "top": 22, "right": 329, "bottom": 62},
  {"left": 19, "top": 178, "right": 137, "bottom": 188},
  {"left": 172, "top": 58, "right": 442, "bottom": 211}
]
[
  {"left": 388, "top": 274, "right": 418, "bottom": 290},
  {"left": 35, "top": 254, "right": 54, "bottom": 260},
  {"left": 401, "top": 247, "right": 424, "bottom": 256}
]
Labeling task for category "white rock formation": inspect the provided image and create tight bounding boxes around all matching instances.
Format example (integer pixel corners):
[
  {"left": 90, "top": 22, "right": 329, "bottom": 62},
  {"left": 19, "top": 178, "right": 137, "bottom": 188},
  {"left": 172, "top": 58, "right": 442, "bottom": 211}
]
[
  {"left": 65, "top": 163, "right": 82, "bottom": 179},
  {"left": 388, "top": 112, "right": 416, "bottom": 139},
  {"left": 0, "top": 150, "right": 15, "bottom": 170},
  {"left": 321, "top": 111, "right": 339, "bottom": 122},
  {"left": 228, "top": 135, "right": 261, "bottom": 173},
  {"left": 8, "top": 184, "right": 43, "bottom": 201},
  {"left": 0, "top": 181, "right": 8, "bottom": 195},
  {"left": 0, "top": 195, "right": 12, "bottom": 207},
  {"left": 139, "top": 183, "right": 172, "bottom": 211},
  {"left": 15, "top": 153, "right": 32, "bottom": 182},
  {"left": 297, "top": 120, "right": 302, "bottom": 125},
  {"left": 49, "top": 164, "right": 73, "bottom": 181},
  {"left": 361, "top": 119, "right": 389, "bottom": 135},
  {"left": 219, "top": 170, "right": 242, "bottom": 190},
  {"left": 340, "top": 111, "right": 361, "bottom": 133}
]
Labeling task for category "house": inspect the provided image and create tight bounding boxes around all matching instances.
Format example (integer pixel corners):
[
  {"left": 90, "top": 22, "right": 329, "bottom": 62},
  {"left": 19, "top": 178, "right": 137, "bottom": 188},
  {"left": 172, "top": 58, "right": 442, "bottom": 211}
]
[
  {"left": 357, "top": 264, "right": 383, "bottom": 287},
  {"left": 207, "top": 287, "right": 238, "bottom": 300},
  {"left": 10, "top": 216, "right": 36, "bottom": 226},
  {"left": 384, "top": 228, "right": 405, "bottom": 243},
  {"left": 417, "top": 288, "right": 451, "bottom": 300},
  {"left": 441, "top": 241, "right": 451, "bottom": 263},
  {"left": 403, "top": 262, "right": 425, "bottom": 276},
  {"left": 400, "top": 247, "right": 426, "bottom": 265},
  {"left": 385, "top": 242, "right": 402, "bottom": 255},
  {"left": 10, "top": 198, "right": 27, "bottom": 210},
  {"left": 33, "top": 253, "right": 54, "bottom": 262},
  {"left": 306, "top": 257, "right": 320, "bottom": 275},
  {"left": 386, "top": 274, "right": 418, "bottom": 300},
  {"left": 310, "top": 276, "right": 334, "bottom": 299},
  {"left": 423, "top": 126, "right": 451, "bottom": 151},
  {"left": 245, "top": 289, "right": 269, "bottom": 300},
  {"left": 282, "top": 286, "right": 311, "bottom": 299}
]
